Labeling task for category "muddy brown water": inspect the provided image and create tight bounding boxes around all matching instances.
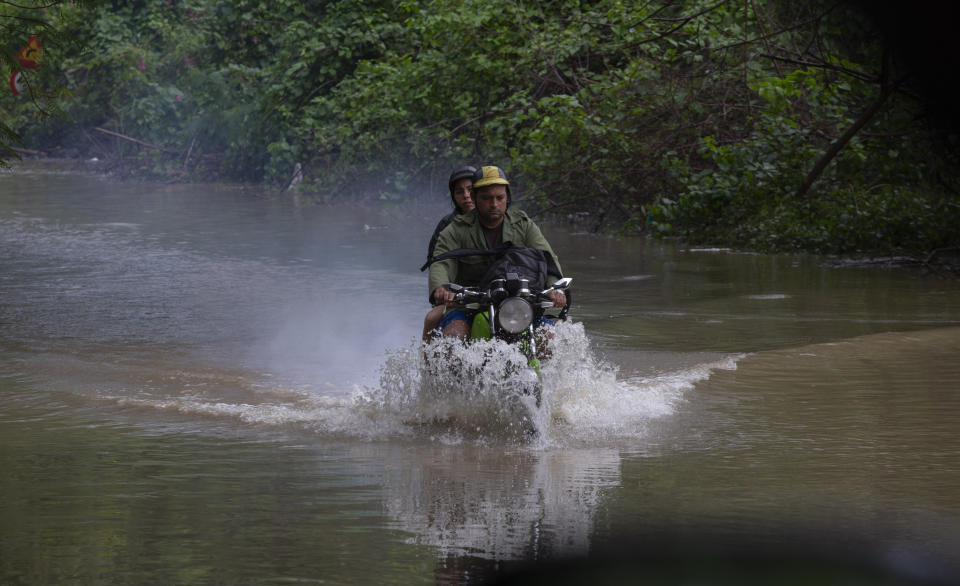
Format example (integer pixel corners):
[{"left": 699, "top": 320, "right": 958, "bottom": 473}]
[{"left": 2, "top": 165, "right": 959, "bottom": 584}]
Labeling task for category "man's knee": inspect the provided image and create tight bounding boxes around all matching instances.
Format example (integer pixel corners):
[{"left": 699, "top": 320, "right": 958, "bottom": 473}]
[
  {"left": 422, "top": 306, "right": 446, "bottom": 342},
  {"left": 424, "top": 305, "right": 444, "bottom": 329},
  {"left": 435, "top": 309, "right": 473, "bottom": 340},
  {"left": 442, "top": 318, "right": 470, "bottom": 340}
]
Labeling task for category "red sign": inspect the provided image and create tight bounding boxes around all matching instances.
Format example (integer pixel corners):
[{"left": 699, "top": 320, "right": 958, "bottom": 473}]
[{"left": 9, "top": 35, "right": 42, "bottom": 96}]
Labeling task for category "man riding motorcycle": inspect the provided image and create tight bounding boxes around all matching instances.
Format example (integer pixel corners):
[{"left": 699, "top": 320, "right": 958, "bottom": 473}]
[{"left": 427, "top": 165, "right": 566, "bottom": 341}]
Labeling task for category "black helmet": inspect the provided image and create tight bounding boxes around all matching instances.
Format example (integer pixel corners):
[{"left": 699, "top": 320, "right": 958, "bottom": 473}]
[{"left": 448, "top": 165, "right": 477, "bottom": 196}]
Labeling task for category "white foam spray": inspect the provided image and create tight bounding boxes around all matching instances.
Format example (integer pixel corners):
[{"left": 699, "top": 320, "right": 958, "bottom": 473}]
[
  {"left": 358, "top": 321, "right": 741, "bottom": 447},
  {"left": 105, "top": 321, "right": 741, "bottom": 446}
]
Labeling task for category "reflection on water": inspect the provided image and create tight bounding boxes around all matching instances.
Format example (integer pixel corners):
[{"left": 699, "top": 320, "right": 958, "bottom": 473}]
[
  {"left": 382, "top": 446, "right": 621, "bottom": 560},
  {"left": 0, "top": 393, "right": 620, "bottom": 584},
  {"left": 3, "top": 167, "right": 960, "bottom": 583}
]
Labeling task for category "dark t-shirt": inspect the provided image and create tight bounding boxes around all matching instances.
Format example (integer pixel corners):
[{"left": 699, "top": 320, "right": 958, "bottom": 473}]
[{"left": 482, "top": 223, "right": 503, "bottom": 250}]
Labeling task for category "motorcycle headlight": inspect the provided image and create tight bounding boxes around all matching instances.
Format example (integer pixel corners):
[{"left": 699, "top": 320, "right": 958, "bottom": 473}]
[{"left": 497, "top": 297, "right": 533, "bottom": 334}]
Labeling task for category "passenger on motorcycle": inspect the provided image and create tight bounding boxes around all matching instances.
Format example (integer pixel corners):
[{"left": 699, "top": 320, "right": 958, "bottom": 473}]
[
  {"left": 421, "top": 165, "right": 477, "bottom": 341},
  {"left": 427, "top": 165, "right": 566, "bottom": 341}
]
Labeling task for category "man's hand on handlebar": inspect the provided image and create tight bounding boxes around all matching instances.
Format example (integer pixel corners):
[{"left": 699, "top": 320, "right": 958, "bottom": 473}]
[
  {"left": 432, "top": 286, "right": 456, "bottom": 306},
  {"left": 546, "top": 290, "right": 566, "bottom": 308}
]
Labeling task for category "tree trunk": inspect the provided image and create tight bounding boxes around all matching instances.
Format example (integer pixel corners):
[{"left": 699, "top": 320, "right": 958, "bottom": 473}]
[{"left": 795, "top": 50, "right": 894, "bottom": 199}]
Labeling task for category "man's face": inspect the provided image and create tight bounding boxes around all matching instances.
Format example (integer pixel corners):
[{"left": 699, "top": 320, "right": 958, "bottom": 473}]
[
  {"left": 475, "top": 184, "right": 508, "bottom": 228},
  {"left": 452, "top": 178, "right": 474, "bottom": 213}
]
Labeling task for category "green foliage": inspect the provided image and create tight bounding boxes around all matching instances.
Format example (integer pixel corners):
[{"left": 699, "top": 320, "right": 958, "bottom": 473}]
[
  {"left": 644, "top": 2, "right": 960, "bottom": 255},
  {"left": 2, "top": 0, "right": 957, "bottom": 256},
  {"left": 648, "top": 52, "right": 960, "bottom": 254},
  {"left": 4, "top": 0, "right": 408, "bottom": 180},
  {"left": 0, "top": 0, "right": 91, "bottom": 167}
]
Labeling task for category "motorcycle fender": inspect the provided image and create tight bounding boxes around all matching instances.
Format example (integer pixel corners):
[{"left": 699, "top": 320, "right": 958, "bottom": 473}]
[{"left": 471, "top": 310, "right": 492, "bottom": 340}]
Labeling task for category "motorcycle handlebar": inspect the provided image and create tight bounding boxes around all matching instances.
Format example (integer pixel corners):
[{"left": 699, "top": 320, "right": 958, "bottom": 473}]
[{"left": 444, "top": 285, "right": 571, "bottom": 313}]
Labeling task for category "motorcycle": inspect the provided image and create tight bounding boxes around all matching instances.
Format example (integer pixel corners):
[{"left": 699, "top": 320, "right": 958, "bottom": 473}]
[{"left": 439, "top": 273, "right": 573, "bottom": 409}]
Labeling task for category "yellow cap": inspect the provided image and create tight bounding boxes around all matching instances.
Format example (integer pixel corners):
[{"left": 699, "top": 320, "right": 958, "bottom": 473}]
[{"left": 472, "top": 165, "right": 510, "bottom": 189}]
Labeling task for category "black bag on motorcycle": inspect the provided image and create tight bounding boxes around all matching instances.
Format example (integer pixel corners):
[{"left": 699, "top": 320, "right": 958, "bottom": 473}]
[
  {"left": 478, "top": 243, "right": 562, "bottom": 292},
  {"left": 421, "top": 241, "right": 562, "bottom": 291}
]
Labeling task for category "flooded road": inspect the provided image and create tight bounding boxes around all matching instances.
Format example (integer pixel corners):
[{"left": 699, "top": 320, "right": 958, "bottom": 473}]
[{"left": 2, "top": 165, "right": 959, "bottom": 584}]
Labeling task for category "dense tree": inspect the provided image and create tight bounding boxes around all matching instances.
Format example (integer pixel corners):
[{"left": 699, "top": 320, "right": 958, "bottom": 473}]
[{"left": 2, "top": 0, "right": 957, "bottom": 258}]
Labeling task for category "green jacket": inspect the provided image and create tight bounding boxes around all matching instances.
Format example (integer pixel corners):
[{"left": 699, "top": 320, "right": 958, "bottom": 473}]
[{"left": 427, "top": 208, "right": 562, "bottom": 302}]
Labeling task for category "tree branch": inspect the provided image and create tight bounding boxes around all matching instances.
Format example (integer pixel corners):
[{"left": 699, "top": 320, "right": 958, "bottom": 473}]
[
  {"left": 0, "top": 0, "right": 61, "bottom": 10},
  {"left": 93, "top": 127, "right": 179, "bottom": 154},
  {"left": 795, "top": 51, "right": 898, "bottom": 198},
  {"left": 626, "top": 1, "right": 730, "bottom": 49}
]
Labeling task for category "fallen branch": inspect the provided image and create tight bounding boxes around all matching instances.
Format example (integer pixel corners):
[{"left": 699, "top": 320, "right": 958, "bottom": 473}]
[
  {"left": 924, "top": 246, "right": 960, "bottom": 265},
  {"left": 93, "top": 127, "right": 179, "bottom": 154},
  {"left": 10, "top": 146, "right": 44, "bottom": 156}
]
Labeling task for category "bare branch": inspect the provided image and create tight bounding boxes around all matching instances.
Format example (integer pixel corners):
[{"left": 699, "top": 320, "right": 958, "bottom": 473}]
[
  {"left": 626, "top": 0, "right": 731, "bottom": 49},
  {"left": 0, "top": 0, "right": 61, "bottom": 9},
  {"left": 93, "top": 127, "right": 180, "bottom": 155},
  {"left": 759, "top": 53, "right": 875, "bottom": 82}
]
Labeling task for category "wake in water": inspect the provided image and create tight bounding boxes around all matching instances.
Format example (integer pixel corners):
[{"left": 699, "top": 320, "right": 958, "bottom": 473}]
[{"left": 100, "top": 322, "right": 740, "bottom": 446}]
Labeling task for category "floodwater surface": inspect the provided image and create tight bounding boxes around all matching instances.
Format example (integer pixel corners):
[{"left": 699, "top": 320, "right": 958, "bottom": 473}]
[{"left": 2, "top": 165, "right": 959, "bottom": 584}]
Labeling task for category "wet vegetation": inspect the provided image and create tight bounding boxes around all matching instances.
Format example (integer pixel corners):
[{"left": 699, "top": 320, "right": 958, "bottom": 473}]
[{"left": 1, "top": 0, "right": 958, "bottom": 263}]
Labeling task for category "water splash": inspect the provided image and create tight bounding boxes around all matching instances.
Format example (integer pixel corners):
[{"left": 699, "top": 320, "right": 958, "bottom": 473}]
[
  {"left": 361, "top": 321, "right": 741, "bottom": 446},
  {"left": 99, "top": 322, "right": 741, "bottom": 446},
  {"left": 360, "top": 334, "right": 543, "bottom": 442}
]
